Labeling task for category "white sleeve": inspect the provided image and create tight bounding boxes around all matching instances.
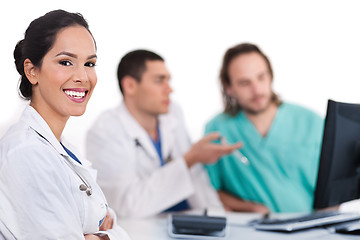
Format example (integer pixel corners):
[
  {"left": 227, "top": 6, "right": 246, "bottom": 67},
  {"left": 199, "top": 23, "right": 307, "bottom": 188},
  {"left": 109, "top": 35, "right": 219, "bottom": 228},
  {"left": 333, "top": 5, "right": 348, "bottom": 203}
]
[
  {"left": 0, "top": 218, "right": 16, "bottom": 240},
  {"left": 0, "top": 143, "right": 85, "bottom": 239},
  {"left": 86, "top": 122, "right": 195, "bottom": 218}
]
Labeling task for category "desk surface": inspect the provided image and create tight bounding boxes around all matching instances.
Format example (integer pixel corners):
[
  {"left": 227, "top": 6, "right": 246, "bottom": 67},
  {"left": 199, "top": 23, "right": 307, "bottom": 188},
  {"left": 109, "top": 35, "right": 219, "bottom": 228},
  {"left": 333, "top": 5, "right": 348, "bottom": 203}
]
[{"left": 118, "top": 212, "right": 360, "bottom": 240}]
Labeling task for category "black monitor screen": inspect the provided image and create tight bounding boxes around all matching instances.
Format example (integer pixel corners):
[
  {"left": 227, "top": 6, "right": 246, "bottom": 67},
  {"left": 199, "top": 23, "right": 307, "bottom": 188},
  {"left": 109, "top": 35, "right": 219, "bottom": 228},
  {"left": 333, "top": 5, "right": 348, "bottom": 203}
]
[{"left": 314, "top": 100, "right": 360, "bottom": 209}]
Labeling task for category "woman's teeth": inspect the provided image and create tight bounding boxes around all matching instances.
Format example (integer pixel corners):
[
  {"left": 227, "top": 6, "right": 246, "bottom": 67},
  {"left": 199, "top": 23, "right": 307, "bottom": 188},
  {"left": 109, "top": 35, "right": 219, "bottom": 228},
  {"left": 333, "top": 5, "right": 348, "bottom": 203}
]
[{"left": 64, "top": 90, "right": 85, "bottom": 99}]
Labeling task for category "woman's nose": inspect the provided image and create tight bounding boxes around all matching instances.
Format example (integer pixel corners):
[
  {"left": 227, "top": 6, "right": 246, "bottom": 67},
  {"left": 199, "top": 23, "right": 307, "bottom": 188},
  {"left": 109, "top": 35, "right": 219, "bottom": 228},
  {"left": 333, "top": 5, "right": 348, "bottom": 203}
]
[{"left": 74, "top": 66, "right": 88, "bottom": 83}]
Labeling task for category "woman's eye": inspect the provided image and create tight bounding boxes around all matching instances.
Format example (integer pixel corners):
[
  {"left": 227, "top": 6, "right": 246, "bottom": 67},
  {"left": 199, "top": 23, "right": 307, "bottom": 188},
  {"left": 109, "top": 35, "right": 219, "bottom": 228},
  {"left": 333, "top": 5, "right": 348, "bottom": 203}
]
[
  {"left": 85, "top": 62, "right": 96, "bottom": 67},
  {"left": 59, "top": 60, "right": 72, "bottom": 66}
]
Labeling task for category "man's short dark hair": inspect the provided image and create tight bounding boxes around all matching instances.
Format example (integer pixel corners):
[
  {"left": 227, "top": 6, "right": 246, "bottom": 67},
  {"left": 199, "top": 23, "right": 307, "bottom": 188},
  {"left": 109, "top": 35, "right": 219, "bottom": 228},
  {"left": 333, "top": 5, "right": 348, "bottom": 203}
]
[{"left": 117, "top": 49, "right": 164, "bottom": 94}]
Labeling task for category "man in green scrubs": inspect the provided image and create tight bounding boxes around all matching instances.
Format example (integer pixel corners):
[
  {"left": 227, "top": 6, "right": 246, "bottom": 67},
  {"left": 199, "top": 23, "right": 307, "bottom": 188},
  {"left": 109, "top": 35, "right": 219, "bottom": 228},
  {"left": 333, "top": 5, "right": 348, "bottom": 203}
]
[{"left": 205, "top": 43, "right": 324, "bottom": 213}]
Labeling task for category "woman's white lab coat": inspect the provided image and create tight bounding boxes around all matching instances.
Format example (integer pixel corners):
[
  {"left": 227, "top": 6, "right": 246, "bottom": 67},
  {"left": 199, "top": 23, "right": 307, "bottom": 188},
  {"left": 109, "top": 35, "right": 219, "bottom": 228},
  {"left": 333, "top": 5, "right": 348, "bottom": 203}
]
[
  {"left": 0, "top": 105, "right": 130, "bottom": 240},
  {"left": 86, "top": 101, "right": 222, "bottom": 218}
]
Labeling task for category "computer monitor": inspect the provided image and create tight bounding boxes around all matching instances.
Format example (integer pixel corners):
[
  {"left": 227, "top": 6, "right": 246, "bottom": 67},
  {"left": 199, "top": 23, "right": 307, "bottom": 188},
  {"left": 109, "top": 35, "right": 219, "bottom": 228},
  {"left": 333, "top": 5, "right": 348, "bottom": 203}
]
[{"left": 314, "top": 99, "right": 360, "bottom": 209}]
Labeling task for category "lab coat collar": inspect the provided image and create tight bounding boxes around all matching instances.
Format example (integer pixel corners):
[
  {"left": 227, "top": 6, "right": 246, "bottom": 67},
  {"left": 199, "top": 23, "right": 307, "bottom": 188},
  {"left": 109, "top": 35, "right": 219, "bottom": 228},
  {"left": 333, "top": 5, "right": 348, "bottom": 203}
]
[
  {"left": 116, "top": 101, "right": 179, "bottom": 163},
  {"left": 23, "top": 105, "right": 69, "bottom": 158},
  {"left": 158, "top": 106, "right": 178, "bottom": 162}
]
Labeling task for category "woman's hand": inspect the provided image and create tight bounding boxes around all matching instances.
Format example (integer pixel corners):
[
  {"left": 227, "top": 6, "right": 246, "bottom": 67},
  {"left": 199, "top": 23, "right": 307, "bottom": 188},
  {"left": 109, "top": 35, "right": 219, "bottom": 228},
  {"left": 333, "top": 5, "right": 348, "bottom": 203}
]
[
  {"left": 83, "top": 211, "right": 114, "bottom": 240},
  {"left": 84, "top": 234, "right": 108, "bottom": 240},
  {"left": 99, "top": 210, "right": 114, "bottom": 231}
]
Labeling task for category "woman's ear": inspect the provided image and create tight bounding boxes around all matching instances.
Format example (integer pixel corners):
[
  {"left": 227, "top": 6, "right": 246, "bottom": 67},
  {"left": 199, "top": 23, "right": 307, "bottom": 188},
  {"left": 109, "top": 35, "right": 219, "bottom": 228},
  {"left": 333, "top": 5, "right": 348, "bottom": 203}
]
[{"left": 24, "top": 59, "right": 38, "bottom": 85}]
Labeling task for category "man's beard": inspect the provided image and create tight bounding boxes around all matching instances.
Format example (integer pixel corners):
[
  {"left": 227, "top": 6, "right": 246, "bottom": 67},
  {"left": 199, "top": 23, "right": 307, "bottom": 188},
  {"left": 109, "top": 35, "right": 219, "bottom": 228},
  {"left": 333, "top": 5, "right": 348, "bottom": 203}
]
[{"left": 242, "top": 94, "right": 272, "bottom": 116}]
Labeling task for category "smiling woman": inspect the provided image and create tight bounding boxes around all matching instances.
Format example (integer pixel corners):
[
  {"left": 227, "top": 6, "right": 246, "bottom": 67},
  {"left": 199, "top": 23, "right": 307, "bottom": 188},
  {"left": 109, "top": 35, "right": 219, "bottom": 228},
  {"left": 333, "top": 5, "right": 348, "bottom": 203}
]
[
  {"left": 0, "top": 9, "right": 130, "bottom": 240},
  {"left": 25, "top": 25, "right": 97, "bottom": 140}
]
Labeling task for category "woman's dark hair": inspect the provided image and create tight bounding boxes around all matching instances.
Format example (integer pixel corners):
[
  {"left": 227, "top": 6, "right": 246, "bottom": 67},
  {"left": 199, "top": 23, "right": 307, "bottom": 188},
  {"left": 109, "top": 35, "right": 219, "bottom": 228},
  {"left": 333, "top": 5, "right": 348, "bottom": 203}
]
[{"left": 14, "top": 9, "right": 94, "bottom": 100}]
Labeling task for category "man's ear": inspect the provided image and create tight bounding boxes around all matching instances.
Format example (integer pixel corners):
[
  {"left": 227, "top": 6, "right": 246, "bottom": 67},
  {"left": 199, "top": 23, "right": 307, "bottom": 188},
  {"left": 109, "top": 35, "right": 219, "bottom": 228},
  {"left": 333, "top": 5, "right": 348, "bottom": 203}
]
[
  {"left": 225, "top": 84, "right": 233, "bottom": 97},
  {"left": 122, "top": 76, "right": 138, "bottom": 96},
  {"left": 24, "top": 59, "right": 38, "bottom": 85}
]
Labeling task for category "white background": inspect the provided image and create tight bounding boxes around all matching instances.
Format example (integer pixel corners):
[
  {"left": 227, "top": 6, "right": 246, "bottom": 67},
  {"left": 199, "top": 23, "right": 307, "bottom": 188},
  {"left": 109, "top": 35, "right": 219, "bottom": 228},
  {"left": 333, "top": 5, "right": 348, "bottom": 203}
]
[{"left": 1, "top": 0, "right": 360, "bottom": 157}]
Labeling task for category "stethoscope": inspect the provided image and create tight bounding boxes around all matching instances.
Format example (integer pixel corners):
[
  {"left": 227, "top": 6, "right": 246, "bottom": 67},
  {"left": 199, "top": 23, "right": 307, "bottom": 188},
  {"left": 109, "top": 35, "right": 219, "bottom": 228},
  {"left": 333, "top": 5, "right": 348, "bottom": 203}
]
[
  {"left": 35, "top": 131, "right": 92, "bottom": 196},
  {"left": 134, "top": 138, "right": 153, "bottom": 160},
  {"left": 62, "top": 155, "right": 93, "bottom": 196},
  {"left": 134, "top": 138, "right": 173, "bottom": 165}
]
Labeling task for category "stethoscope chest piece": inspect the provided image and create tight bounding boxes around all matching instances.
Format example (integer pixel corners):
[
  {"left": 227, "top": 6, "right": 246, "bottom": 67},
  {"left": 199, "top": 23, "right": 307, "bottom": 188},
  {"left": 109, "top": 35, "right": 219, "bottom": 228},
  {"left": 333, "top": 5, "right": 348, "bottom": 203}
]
[
  {"left": 62, "top": 155, "right": 93, "bottom": 197},
  {"left": 79, "top": 184, "right": 92, "bottom": 196}
]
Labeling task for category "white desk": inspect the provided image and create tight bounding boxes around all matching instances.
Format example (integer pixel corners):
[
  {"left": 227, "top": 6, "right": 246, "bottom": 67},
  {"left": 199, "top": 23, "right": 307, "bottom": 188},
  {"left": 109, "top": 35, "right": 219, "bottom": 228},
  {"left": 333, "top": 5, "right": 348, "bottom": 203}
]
[{"left": 118, "top": 212, "right": 360, "bottom": 240}]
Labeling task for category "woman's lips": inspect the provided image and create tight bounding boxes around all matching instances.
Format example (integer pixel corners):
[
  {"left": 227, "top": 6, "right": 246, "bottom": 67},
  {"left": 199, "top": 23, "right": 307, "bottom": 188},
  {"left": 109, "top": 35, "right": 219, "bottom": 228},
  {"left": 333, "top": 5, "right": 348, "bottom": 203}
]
[{"left": 63, "top": 88, "right": 88, "bottom": 103}]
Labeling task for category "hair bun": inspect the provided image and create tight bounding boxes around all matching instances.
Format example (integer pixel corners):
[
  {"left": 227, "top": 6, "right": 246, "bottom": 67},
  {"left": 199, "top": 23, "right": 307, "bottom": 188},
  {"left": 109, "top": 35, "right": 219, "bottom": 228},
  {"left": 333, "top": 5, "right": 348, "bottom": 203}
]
[{"left": 14, "top": 39, "right": 25, "bottom": 75}]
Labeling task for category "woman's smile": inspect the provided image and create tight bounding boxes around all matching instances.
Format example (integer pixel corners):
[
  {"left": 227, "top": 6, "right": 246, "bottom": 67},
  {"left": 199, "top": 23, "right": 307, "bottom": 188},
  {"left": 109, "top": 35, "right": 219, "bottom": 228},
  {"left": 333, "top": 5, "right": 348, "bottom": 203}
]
[{"left": 64, "top": 88, "right": 89, "bottom": 103}]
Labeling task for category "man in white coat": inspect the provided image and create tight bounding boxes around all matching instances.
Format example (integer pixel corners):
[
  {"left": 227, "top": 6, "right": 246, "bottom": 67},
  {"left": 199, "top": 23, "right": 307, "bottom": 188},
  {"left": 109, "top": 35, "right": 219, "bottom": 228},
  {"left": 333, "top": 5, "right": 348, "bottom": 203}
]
[{"left": 86, "top": 50, "right": 241, "bottom": 218}]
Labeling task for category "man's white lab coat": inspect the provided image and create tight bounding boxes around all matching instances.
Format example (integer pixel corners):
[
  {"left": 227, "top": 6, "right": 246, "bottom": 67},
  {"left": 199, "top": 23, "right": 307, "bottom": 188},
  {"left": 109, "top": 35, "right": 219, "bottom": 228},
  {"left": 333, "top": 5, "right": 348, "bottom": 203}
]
[{"left": 86, "top": 101, "right": 222, "bottom": 218}]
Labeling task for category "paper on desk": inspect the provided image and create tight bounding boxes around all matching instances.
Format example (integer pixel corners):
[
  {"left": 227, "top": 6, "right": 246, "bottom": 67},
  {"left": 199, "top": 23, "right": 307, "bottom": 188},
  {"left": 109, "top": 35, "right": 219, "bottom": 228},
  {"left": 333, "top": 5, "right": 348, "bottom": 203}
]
[
  {"left": 226, "top": 212, "right": 263, "bottom": 226},
  {"left": 206, "top": 207, "right": 226, "bottom": 217}
]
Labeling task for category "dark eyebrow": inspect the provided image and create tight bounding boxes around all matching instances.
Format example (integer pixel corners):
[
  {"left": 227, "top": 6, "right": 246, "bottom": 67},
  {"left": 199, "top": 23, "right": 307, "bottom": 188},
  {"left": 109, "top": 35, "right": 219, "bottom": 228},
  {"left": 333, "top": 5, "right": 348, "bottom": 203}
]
[
  {"left": 257, "top": 70, "right": 269, "bottom": 77},
  {"left": 158, "top": 75, "right": 168, "bottom": 79},
  {"left": 87, "top": 54, "right": 97, "bottom": 60},
  {"left": 155, "top": 73, "right": 171, "bottom": 79},
  {"left": 56, "top": 51, "right": 76, "bottom": 58},
  {"left": 55, "top": 51, "right": 97, "bottom": 60},
  {"left": 235, "top": 77, "right": 250, "bottom": 82}
]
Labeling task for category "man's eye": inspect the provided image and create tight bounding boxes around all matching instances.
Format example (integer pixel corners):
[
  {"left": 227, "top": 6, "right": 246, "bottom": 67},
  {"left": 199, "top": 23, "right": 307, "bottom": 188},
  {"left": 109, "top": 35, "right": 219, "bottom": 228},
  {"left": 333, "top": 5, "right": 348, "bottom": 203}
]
[
  {"left": 238, "top": 81, "right": 249, "bottom": 86},
  {"left": 59, "top": 60, "right": 72, "bottom": 66},
  {"left": 258, "top": 74, "right": 266, "bottom": 81}
]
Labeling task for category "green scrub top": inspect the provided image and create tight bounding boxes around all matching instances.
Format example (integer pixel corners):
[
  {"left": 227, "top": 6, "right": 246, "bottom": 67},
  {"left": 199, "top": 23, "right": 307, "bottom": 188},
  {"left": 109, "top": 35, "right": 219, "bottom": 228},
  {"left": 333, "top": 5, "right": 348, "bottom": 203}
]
[{"left": 205, "top": 102, "right": 324, "bottom": 213}]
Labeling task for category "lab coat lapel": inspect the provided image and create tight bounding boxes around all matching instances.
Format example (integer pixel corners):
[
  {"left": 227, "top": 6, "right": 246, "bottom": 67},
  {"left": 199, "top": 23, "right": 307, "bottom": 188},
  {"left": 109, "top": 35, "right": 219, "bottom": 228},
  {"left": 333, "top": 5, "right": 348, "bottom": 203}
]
[
  {"left": 24, "top": 105, "right": 69, "bottom": 157},
  {"left": 117, "top": 103, "right": 159, "bottom": 162},
  {"left": 159, "top": 106, "right": 178, "bottom": 164}
]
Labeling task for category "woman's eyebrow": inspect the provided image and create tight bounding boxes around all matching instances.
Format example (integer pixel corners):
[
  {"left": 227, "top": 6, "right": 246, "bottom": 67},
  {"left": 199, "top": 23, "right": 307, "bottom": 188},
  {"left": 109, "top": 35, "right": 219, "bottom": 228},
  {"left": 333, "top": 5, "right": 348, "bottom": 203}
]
[
  {"left": 56, "top": 51, "right": 77, "bottom": 58},
  {"left": 55, "top": 51, "right": 97, "bottom": 60},
  {"left": 87, "top": 54, "right": 97, "bottom": 60}
]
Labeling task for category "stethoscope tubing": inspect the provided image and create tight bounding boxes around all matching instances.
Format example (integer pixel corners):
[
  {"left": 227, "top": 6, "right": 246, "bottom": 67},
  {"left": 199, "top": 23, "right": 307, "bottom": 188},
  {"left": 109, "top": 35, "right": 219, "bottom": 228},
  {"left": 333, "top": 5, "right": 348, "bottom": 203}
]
[
  {"left": 34, "top": 130, "right": 93, "bottom": 196},
  {"left": 62, "top": 156, "right": 93, "bottom": 196}
]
